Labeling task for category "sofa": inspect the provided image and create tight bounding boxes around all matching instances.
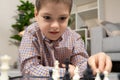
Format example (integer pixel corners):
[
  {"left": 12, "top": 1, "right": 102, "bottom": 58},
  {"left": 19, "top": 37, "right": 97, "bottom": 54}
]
[{"left": 90, "top": 21, "right": 120, "bottom": 72}]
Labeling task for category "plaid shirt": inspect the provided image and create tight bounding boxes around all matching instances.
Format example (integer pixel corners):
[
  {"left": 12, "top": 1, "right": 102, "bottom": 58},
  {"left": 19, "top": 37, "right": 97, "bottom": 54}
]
[{"left": 19, "top": 22, "right": 89, "bottom": 78}]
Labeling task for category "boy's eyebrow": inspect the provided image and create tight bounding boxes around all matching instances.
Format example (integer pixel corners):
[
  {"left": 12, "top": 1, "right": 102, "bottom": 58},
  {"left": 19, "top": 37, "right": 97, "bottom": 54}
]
[
  {"left": 42, "top": 12, "right": 69, "bottom": 16},
  {"left": 59, "top": 14, "right": 69, "bottom": 16},
  {"left": 42, "top": 13, "right": 51, "bottom": 15}
]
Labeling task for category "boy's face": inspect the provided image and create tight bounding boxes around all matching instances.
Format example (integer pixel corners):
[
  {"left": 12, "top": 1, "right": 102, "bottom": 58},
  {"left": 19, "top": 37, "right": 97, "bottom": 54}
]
[{"left": 35, "top": 2, "right": 70, "bottom": 40}]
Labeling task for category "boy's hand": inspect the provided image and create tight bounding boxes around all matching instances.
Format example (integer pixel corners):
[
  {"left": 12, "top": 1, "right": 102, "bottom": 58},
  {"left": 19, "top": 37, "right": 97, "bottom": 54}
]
[
  {"left": 88, "top": 52, "right": 112, "bottom": 75},
  {"left": 69, "top": 64, "right": 75, "bottom": 77}
]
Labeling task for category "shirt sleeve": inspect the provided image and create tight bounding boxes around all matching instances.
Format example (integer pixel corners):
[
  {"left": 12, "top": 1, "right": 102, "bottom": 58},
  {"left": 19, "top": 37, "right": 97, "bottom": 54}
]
[
  {"left": 70, "top": 32, "right": 89, "bottom": 78},
  {"left": 19, "top": 29, "right": 65, "bottom": 77}
]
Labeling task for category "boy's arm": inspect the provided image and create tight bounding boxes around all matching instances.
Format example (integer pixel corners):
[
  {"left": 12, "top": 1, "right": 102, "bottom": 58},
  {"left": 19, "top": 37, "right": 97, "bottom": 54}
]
[
  {"left": 19, "top": 29, "right": 65, "bottom": 77},
  {"left": 22, "top": 57, "right": 65, "bottom": 77},
  {"left": 70, "top": 36, "right": 89, "bottom": 78}
]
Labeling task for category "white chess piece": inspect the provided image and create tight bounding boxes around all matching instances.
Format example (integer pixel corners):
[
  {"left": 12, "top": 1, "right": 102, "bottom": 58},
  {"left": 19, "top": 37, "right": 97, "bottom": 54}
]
[
  {"left": 103, "top": 71, "right": 109, "bottom": 80},
  {"left": 52, "top": 60, "right": 60, "bottom": 80},
  {"left": 73, "top": 66, "right": 80, "bottom": 80},
  {"left": 95, "top": 69, "right": 101, "bottom": 80},
  {"left": 0, "top": 55, "right": 11, "bottom": 80}
]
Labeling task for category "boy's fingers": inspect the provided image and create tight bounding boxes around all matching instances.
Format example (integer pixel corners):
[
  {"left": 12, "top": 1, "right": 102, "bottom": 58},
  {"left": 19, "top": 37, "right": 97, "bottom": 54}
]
[
  {"left": 88, "top": 52, "right": 112, "bottom": 74},
  {"left": 105, "top": 55, "right": 112, "bottom": 73},
  {"left": 98, "top": 53, "right": 106, "bottom": 72},
  {"left": 88, "top": 56, "right": 97, "bottom": 75},
  {"left": 61, "top": 64, "right": 65, "bottom": 68}
]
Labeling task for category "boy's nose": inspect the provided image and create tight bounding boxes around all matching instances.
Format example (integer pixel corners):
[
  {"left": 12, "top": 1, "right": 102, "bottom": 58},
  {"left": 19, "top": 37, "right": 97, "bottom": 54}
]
[{"left": 51, "top": 21, "right": 60, "bottom": 28}]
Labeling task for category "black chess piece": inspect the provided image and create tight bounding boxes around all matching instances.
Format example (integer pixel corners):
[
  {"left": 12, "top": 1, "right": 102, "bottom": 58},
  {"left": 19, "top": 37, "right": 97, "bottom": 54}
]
[
  {"left": 63, "top": 71, "right": 71, "bottom": 80},
  {"left": 83, "top": 63, "right": 94, "bottom": 80},
  {"left": 48, "top": 69, "right": 53, "bottom": 80},
  {"left": 100, "top": 73, "right": 104, "bottom": 80},
  {"left": 63, "top": 58, "right": 71, "bottom": 80}
]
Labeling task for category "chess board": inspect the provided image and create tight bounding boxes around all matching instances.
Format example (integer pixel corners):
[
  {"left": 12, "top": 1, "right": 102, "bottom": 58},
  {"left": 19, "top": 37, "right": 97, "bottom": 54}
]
[
  {"left": 9, "top": 75, "right": 91, "bottom": 80},
  {"left": 8, "top": 59, "right": 120, "bottom": 80},
  {"left": 9, "top": 73, "right": 120, "bottom": 80},
  {"left": 8, "top": 67, "right": 120, "bottom": 80},
  {"left": 1, "top": 56, "right": 119, "bottom": 80}
]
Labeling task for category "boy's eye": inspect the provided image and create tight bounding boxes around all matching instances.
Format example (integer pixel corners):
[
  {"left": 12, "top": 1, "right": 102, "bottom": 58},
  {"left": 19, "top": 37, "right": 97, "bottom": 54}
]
[
  {"left": 43, "top": 16, "right": 51, "bottom": 20},
  {"left": 60, "top": 17, "right": 67, "bottom": 20}
]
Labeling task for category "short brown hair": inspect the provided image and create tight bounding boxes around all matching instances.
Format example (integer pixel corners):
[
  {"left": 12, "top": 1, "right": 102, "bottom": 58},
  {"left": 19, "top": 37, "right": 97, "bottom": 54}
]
[{"left": 35, "top": 0, "right": 73, "bottom": 13}]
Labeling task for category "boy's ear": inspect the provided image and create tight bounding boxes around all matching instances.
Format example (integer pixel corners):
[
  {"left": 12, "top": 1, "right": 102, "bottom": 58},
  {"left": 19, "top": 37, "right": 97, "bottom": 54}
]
[
  {"left": 34, "top": 7, "right": 39, "bottom": 20},
  {"left": 34, "top": 7, "right": 38, "bottom": 16}
]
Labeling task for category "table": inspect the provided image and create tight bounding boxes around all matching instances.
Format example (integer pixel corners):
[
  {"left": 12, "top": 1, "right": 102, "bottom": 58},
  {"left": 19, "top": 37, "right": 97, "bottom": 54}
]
[{"left": 8, "top": 70, "right": 120, "bottom": 80}]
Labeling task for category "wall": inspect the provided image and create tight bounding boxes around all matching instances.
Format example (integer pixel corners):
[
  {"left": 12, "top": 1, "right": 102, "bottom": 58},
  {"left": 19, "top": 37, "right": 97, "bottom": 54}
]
[
  {"left": 0, "top": 0, "right": 34, "bottom": 66},
  {"left": 104, "top": 0, "right": 120, "bottom": 23}
]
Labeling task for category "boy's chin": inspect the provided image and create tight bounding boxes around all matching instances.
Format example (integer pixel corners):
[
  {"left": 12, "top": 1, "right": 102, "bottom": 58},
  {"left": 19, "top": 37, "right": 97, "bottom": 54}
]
[
  {"left": 50, "top": 38, "right": 58, "bottom": 41},
  {"left": 49, "top": 37, "right": 60, "bottom": 41}
]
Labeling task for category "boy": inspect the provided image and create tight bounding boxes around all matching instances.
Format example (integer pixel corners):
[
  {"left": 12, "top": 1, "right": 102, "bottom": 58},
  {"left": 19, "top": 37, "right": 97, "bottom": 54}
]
[{"left": 19, "top": 0, "right": 112, "bottom": 78}]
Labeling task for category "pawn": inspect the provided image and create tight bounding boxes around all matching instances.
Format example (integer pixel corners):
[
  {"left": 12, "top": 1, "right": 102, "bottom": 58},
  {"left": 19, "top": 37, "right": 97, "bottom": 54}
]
[
  {"left": 103, "top": 71, "right": 109, "bottom": 80},
  {"left": 48, "top": 69, "right": 53, "bottom": 80},
  {"left": 73, "top": 66, "right": 80, "bottom": 80},
  {"left": 95, "top": 69, "right": 101, "bottom": 80},
  {"left": 83, "top": 63, "right": 94, "bottom": 80},
  {"left": 100, "top": 73, "right": 104, "bottom": 80}
]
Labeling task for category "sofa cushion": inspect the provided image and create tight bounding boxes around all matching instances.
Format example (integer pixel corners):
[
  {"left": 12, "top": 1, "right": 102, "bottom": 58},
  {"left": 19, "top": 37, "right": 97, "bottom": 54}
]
[
  {"left": 101, "top": 21, "right": 120, "bottom": 37},
  {"left": 103, "top": 36, "right": 120, "bottom": 53}
]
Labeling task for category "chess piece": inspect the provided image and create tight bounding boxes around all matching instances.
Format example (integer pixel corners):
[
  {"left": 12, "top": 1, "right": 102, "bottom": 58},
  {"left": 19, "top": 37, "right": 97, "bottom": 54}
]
[
  {"left": 73, "top": 66, "right": 80, "bottom": 80},
  {"left": 95, "top": 69, "right": 101, "bottom": 80},
  {"left": 0, "top": 55, "right": 11, "bottom": 80},
  {"left": 100, "top": 73, "right": 104, "bottom": 80},
  {"left": 83, "top": 63, "right": 94, "bottom": 80},
  {"left": 48, "top": 69, "right": 53, "bottom": 80},
  {"left": 52, "top": 60, "right": 60, "bottom": 80},
  {"left": 63, "top": 58, "right": 71, "bottom": 80},
  {"left": 103, "top": 71, "right": 109, "bottom": 80}
]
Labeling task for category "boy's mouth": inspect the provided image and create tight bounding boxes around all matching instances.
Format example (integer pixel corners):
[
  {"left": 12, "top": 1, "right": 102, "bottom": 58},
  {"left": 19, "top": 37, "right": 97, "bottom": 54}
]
[{"left": 49, "top": 32, "right": 59, "bottom": 35}]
